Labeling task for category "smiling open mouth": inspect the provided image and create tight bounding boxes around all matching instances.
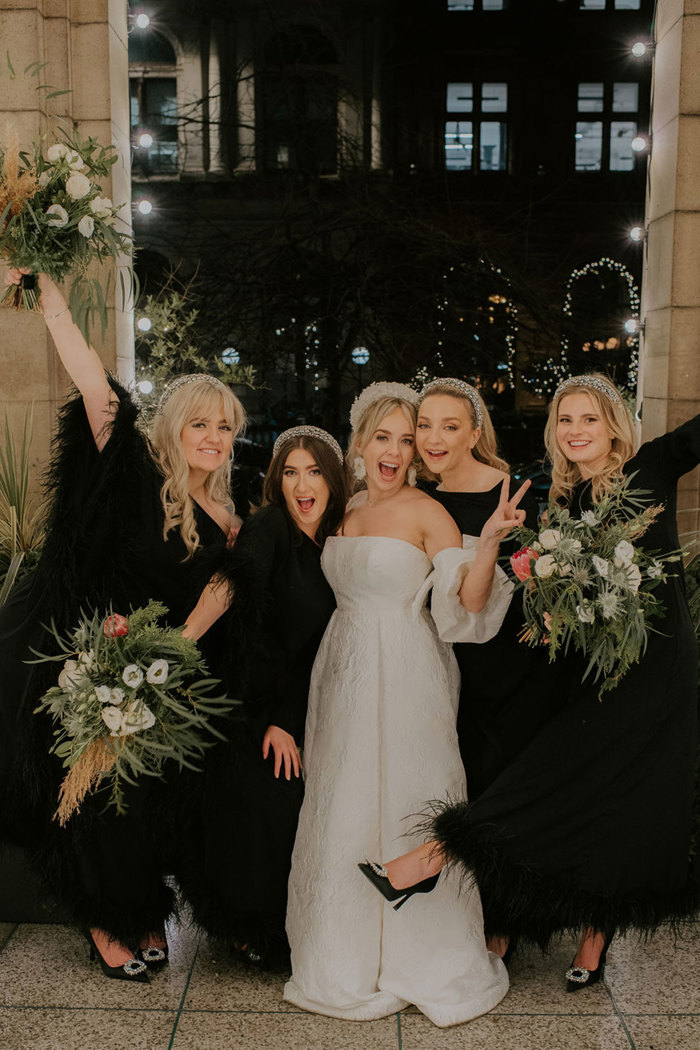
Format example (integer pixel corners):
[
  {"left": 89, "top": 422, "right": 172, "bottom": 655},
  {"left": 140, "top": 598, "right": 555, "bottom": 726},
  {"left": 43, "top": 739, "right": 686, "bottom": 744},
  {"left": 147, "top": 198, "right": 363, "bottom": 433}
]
[
  {"left": 378, "top": 461, "right": 399, "bottom": 479},
  {"left": 297, "top": 498, "right": 315, "bottom": 512},
  {"left": 426, "top": 450, "right": 447, "bottom": 459}
]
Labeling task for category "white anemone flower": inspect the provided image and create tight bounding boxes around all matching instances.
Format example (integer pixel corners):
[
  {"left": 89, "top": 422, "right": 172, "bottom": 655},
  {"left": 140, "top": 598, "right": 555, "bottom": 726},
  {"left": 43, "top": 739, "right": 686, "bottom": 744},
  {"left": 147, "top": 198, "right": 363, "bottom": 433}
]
[
  {"left": 65, "top": 171, "right": 91, "bottom": 200},
  {"left": 539, "top": 529, "right": 561, "bottom": 550},
  {"left": 122, "top": 664, "right": 144, "bottom": 689},
  {"left": 46, "top": 204, "right": 69, "bottom": 227},
  {"left": 146, "top": 659, "right": 169, "bottom": 685},
  {"left": 534, "top": 554, "right": 557, "bottom": 578},
  {"left": 46, "top": 143, "right": 69, "bottom": 163},
  {"left": 78, "top": 214, "right": 94, "bottom": 238}
]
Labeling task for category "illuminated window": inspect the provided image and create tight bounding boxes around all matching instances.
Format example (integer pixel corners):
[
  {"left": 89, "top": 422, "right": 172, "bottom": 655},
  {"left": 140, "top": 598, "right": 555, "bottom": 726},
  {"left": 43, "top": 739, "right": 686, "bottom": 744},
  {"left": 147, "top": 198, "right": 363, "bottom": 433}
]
[
  {"left": 575, "top": 82, "right": 640, "bottom": 172},
  {"left": 447, "top": 0, "right": 505, "bottom": 9},
  {"left": 445, "top": 82, "right": 507, "bottom": 172},
  {"left": 580, "top": 0, "right": 641, "bottom": 7},
  {"left": 130, "top": 78, "right": 178, "bottom": 175}
]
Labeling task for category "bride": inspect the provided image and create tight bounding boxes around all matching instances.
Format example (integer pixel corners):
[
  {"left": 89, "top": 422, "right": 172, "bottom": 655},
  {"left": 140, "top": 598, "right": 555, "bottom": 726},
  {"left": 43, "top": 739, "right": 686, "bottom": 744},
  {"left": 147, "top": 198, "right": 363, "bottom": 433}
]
[{"left": 283, "top": 383, "right": 528, "bottom": 1027}]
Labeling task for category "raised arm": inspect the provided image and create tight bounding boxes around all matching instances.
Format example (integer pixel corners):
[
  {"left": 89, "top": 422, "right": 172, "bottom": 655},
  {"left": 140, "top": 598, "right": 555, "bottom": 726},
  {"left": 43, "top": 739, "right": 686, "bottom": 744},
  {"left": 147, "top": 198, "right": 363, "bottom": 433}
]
[{"left": 4, "top": 268, "right": 116, "bottom": 450}]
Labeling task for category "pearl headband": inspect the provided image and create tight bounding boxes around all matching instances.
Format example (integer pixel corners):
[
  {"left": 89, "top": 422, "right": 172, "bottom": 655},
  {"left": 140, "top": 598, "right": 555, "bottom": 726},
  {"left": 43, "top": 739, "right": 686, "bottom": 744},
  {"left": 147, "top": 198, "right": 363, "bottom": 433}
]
[
  {"left": 420, "top": 377, "right": 483, "bottom": 429},
  {"left": 273, "top": 425, "right": 344, "bottom": 465},
  {"left": 553, "top": 375, "right": 623, "bottom": 406},
  {"left": 156, "top": 373, "right": 230, "bottom": 415},
  {"left": 350, "top": 382, "right": 420, "bottom": 432}
]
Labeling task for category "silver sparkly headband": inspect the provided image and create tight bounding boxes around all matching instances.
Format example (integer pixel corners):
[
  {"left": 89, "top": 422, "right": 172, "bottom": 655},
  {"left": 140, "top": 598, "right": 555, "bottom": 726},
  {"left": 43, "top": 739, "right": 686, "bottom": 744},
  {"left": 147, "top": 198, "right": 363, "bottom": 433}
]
[
  {"left": 272, "top": 425, "right": 344, "bottom": 465},
  {"left": 157, "top": 373, "right": 230, "bottom": 414},
  {"left": 420, "top": 377, "right": 483, "bottom": 428},
  {"left": 350, "top": 381, "right": 420, "bottom": 432},
  {"left": 553, "top": 375, "right": 623, "bottom": 406}
]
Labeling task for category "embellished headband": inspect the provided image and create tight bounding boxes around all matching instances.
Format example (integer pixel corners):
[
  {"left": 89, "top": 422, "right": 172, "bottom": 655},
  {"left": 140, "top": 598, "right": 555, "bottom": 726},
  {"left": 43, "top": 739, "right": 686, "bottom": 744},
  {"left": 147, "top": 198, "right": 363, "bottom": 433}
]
[
  {"left": 156, "top": 373, "right": 230, "bottom": 414},
  {"left": 272, "top": 425, "right": 344, "bottom": 465},
  {"left": 420, "top": 377, "right": 483, "bottom": 428},
  {"left": 553, "top": 375, "right": 623, "bottom": 406},
  {"left": 350, "top": 382, "right": 420, "bottom": 432}
]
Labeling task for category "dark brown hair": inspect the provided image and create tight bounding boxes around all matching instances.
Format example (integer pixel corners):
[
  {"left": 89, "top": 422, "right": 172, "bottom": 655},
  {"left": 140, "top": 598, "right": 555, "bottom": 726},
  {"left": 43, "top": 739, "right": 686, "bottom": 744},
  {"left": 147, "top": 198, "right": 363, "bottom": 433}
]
[{"left": 262, "top": 435, "right": 348, "bottom": 545}]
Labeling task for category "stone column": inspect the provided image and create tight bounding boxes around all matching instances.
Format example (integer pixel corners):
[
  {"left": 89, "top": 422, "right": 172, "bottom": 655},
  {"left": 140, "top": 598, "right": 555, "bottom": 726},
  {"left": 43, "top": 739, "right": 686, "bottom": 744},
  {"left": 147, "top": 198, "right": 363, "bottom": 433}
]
[
  {"left": 641, "top": 0, "right": 700, "bottom": 545},
  {"left": 0, "top": 0, "right": 133, "bottom": 485}
]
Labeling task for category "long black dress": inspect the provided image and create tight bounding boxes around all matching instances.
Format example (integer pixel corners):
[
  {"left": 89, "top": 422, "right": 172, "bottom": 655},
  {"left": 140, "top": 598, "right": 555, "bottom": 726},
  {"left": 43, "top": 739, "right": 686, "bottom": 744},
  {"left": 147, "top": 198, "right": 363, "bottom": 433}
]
[
  {"left": 425, "top": 481, "right": 562, "bottom": 799},
  {"left": 174, "top": 504, "right": 336, "bottom": 965},
  {"left": 0, "top": 389, "right": 229, "bottom": 944},
  {"left": 429, "top": 416, "right": 700, "bottom": 945}
]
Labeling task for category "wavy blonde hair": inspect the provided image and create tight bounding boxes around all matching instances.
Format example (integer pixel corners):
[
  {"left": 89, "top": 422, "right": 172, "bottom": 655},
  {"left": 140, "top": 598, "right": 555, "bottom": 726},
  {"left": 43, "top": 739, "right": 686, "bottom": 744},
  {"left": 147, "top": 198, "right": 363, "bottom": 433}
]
[
  {"left": 150, "top": 380, "right": 246, "bottom": 557},
  {"left": 544, "top": 374, "right": 636, "bottom": 506},
  {"left": 347, "top": 395, "right": 419, "bottom": 493},
  {"left": 419, "top": 383, "right": 509, "bottom": 473}
]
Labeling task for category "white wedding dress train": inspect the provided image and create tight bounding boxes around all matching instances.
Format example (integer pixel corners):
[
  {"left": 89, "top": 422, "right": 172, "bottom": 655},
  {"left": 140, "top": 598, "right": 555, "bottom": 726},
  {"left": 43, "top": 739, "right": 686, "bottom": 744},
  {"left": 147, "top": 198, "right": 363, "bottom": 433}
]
[{"left": 284, "top": 535, "right": 512, "bottom": 1027}]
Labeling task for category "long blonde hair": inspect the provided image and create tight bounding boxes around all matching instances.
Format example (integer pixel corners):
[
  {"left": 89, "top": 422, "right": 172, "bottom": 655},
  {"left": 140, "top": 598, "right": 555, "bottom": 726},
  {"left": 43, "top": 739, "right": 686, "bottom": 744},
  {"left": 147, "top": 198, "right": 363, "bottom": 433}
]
[
  {"left": 347, "top": 395, "right": 419, "bottom": 492},
  {"left": 544, "top": 374, "right": 636, "bottom": 506},
  {"left": 150, "top": 380, "right": 246, "bottom": 557},
  {"left": 419, "top": 382, "right": 509, "bottom": 472}
]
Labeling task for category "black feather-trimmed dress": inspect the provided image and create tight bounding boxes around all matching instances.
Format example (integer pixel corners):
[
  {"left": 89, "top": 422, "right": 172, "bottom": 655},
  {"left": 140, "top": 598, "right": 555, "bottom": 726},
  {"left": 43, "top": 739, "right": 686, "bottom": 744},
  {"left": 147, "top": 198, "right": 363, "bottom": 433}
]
[
  {"left": 428, "top": 416, "right": 700, "bottom": 945},
  {"left": 424, "top": 480, "right": 563, "bottom": 799},
  {"left": 172, "top": 504, "right": 336, "bottom": 966},
  {"left": 0, "top": 387, "right": 229, "bottom": 945}
]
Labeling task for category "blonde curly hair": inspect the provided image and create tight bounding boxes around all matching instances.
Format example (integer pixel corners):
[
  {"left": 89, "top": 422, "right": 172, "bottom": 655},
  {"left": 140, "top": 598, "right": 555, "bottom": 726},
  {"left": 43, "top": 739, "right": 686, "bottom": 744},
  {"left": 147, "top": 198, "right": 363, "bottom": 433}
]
[
  {"left": 544, "top": 374, "right": 636, "bottom": 506},
  {"left": 149, "top": 380, "right": 246, "bottom": 557}
]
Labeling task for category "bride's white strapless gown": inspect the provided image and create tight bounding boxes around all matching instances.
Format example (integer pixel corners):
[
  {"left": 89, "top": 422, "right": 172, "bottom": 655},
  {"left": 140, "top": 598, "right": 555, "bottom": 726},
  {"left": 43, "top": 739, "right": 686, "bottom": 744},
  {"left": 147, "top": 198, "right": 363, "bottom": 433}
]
[{"left": 284, "top": 535, "right": 512, "bottom": 1027}]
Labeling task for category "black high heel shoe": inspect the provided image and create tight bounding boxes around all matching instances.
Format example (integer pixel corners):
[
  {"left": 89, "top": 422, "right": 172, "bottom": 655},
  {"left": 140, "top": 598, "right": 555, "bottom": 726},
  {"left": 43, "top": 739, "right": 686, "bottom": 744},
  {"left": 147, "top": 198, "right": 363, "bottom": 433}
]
[
  {"left": 82, "top": 929, "right": 150, "bottom": 983},
  {"left": 358, "top": 860, "right": 439, "bottom": 910},
  {"left": 565, "top": 933, "right": 613, "bottom": 992}
]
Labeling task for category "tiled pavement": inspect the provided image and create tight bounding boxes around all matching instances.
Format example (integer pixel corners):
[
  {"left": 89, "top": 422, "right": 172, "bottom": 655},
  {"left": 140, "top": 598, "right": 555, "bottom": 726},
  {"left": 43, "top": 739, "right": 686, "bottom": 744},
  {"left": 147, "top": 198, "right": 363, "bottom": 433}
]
[{"left": 0, "top": 919, "right": 698, "bottom": 1049}]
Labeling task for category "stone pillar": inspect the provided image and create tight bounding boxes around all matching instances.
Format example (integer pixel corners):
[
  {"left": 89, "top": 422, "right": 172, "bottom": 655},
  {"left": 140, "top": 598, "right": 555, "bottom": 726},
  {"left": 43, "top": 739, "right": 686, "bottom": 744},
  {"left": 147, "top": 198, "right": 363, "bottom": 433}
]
[
  {"left": 0, "top": 0, "right": 133, "bottom": 487},
  {"left": 641, "top": 0, "right": 700, "bottom": 545}
]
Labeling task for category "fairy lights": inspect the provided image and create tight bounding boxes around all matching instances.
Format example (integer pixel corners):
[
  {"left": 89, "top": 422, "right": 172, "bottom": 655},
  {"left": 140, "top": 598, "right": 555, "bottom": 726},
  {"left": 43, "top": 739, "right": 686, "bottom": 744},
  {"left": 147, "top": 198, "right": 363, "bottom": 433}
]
[{"left": 524, "top": 258, "right": 641, "bottom": 398}]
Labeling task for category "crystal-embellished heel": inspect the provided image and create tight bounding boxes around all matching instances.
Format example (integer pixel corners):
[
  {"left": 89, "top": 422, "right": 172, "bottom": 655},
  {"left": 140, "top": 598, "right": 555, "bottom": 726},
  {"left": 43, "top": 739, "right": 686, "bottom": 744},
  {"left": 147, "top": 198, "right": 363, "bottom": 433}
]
[
  {"left": 565, "top": 934, "right": 613, "bottom": 992},
  {"left": 358, "top": 860, "right": 439, "bottom": 910},
  {"left": 81, "top": 928, "right": 150, "bottom": 983}
]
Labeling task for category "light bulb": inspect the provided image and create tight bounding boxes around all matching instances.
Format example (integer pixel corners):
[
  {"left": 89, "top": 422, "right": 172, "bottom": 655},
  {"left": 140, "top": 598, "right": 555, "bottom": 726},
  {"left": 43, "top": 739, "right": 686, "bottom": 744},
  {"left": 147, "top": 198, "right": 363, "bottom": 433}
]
[
  {"left": 624, "top": 318, "right": 639, "bottom": 334},
  {"left": 629, "top": 226, "right": 645, "bottom": 242},
  {"left": 631, "top": 42, "right": 647, "bottom": 58},
  {"left": 135, "top": 13, "right": 150, "bottom": 29},
  {"left": 631, "top": 136, "right": 648, "bottom": 153},
  {"left": 137, "top": 317, "right": 152, "bottom": 332},
  {"left": 138, "top": 133, "right": 153, "bottom": 148},
  {"left": 137, "top": 380, "right": 153, "bottom": 394},
  {"left": 137, "top": 199, "right": 153, "bottom": 215}
]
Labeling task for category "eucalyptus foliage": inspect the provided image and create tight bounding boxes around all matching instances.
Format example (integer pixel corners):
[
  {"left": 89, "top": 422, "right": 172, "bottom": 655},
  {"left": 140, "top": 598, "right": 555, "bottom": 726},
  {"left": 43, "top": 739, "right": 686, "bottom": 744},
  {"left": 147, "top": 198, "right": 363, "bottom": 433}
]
[
  {"left": 33, "top": 601, "right": 239, "bottom": 817},
  {"left": 509, "top": 477, "right": 680, "bottom": 696}
]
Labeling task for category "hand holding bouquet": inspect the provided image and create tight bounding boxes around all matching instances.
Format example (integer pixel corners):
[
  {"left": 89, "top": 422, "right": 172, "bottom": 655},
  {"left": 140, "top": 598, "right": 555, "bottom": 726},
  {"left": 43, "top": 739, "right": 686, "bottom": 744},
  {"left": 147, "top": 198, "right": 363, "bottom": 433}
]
[
  {"left": 33, "top": 601, "right": 238, "bottom": 823},
  {"left": 509, "top": 476, "right": 679, "bottom": 696},
  {"left": 0, "top": 124, "right": 132, "bottom": 338}
]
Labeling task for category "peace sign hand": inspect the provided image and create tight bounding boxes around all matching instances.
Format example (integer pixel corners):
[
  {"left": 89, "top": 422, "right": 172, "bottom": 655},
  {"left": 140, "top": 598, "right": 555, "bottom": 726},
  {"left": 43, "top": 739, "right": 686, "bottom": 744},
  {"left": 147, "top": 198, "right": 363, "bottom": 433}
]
[{"left": 479, "top": 477, "right": 530, "bottom": 548}]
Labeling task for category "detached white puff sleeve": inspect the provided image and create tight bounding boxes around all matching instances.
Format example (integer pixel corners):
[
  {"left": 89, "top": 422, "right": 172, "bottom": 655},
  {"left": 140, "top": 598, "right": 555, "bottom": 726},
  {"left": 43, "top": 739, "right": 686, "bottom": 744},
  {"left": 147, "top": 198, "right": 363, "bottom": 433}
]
[{"left": 428, "top": 535, "right": 513, "bottom": 644}]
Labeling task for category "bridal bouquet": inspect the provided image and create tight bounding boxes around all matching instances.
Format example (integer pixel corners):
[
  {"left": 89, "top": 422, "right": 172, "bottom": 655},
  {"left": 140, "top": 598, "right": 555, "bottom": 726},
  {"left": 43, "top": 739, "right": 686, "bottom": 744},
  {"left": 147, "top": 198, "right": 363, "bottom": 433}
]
[
  {"left": 509, "top": 477, "right": 679, "bottom": 695},
  {"left": 33, "top": 601, "right": 237, "bottom": 823},
  {"left": 0, "top": 125, "right": 132, "bottom": 338}
]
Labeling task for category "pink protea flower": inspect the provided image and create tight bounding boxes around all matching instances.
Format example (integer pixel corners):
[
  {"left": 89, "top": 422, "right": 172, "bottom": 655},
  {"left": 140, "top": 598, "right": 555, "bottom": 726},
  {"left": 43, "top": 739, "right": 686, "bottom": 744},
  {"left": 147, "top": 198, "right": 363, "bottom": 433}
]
[
  {"left": 103, "top": 613, "right": 129, "bottom": 638},
  {"left": 510, "top": 547, "right": 540, "bottom": 582}
]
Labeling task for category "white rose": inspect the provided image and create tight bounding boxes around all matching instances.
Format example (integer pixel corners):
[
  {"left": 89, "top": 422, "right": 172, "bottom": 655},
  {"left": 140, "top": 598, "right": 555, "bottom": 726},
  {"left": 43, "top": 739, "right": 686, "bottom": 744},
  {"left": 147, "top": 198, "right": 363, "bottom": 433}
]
[
  {"left": 592, "top": 555, "right": 609, "bottom": 579},
  {"left": 120, "top": 700, "right": 156, "bottom": 735},
  {"left": 38, "top": 170, "right": 51, "bottom": 189},
  {"left": 101, "top": 705, "right": 124, "bottom": 735},
  {"left": 78, "top": 214, "right": 94, "bottom": 238},
  {"left": 539, "top": 529, "right": 561, "bottom": 551},
  {"left": 122, "top": 664, "right": 144, "bottom": 688},
  {"left": 65, "top": 171, "right": 91, "bottom": 200},
  {"left": 46, "top": 204, "right": 69, "bottom": 227},
  {"left": 534, "top": 554, "right": 557, "bottom": 578},
  {"left": 577, "top": 603, "right": 595, "bottom": 623},
  {"left": 146, "top": 659, "right": 169, "bottom": 685},
  {"left": 110, "top": 687, "right": 125, "bottom": 705},
  {"left": 623, "top": 563, "right": 642, "bottom": 593},
  {"left": 57, "top": 659, "right": 81, "bottom": 690},
  {"left": 46, "top": 143, "right": 69, "bottom": 163},
  {"left": 90, "top": 195, "right": 113, "bottom": 218},
  {"left": 614, "top": 540, "right": 635, "bottom": 568},
  {"left": 94, "top": 685, "right": 112, "bottom": 704},
  {"left": 66, "top": 150, "right": 85, "bottom": 170},
  {"left": 580, "top": 510, "right": 599, "bottom": 527}
]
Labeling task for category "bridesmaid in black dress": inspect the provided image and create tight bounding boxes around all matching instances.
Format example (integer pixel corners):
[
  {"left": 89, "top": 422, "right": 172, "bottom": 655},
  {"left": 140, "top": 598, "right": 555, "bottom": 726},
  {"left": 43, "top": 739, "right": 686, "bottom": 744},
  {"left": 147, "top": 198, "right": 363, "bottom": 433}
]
[
  {"left": 179, "top": 425, "right": 348, "bottom": 967},
  {"left": 416, "top": 378, "right": 560, "bottom": 801},
  {"left": 363, "top": 373, "right": 699, "bottom": 986},
  {"left": 0, "top": 269, "right": 246, "bottom": 979}
]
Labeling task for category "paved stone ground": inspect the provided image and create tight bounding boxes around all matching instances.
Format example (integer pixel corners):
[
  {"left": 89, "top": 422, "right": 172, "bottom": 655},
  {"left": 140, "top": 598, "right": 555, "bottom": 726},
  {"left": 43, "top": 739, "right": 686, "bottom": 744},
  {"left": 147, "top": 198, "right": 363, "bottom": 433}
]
[{"left": 0, "top": 919, "right": 697, "bottom": 1049}]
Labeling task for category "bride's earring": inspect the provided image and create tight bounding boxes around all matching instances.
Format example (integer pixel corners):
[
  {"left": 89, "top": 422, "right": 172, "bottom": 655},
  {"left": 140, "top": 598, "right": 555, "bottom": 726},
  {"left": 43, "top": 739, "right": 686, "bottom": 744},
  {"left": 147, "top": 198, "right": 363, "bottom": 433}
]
[
  {"left": 407, "top": 465, "right": 417, "bottom": 487},
  {"left": 353, "top": 457, "right": 366, "bottom": 481}
]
